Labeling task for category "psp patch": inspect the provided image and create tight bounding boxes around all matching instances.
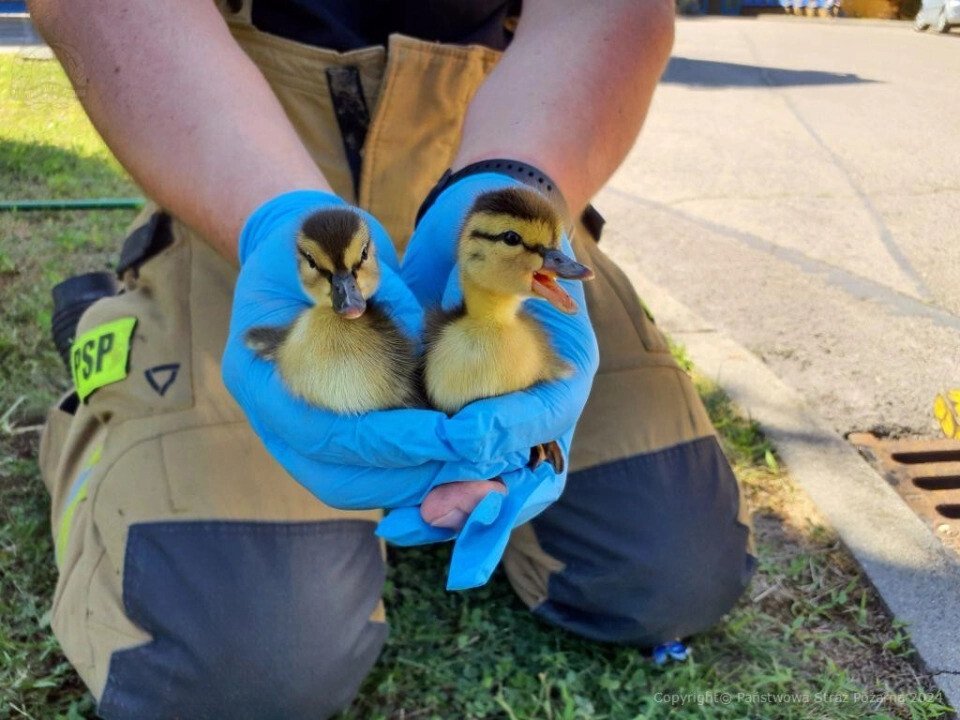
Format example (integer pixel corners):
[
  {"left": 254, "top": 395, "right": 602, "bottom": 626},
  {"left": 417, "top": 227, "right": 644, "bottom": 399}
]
[{"left": 71, "top": 317, "right": 138, "bottom": 402}]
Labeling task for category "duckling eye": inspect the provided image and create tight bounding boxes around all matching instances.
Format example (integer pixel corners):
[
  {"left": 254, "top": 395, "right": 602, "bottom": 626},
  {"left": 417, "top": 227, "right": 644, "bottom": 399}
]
[
  {"left": 361, "top": 244, "right": 370, "bottom": 262},
  {"left": 298, "top": 249, "right": 317, "bottom": 270},
  {"left": 500, "top": 231, "right": 522, "bottom": 247}
]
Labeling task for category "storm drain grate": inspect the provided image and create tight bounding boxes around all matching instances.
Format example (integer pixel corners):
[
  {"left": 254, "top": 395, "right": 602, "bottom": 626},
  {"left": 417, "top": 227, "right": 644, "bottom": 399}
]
[{"left": 850, "top": 433, "right": 960, "bottom": 555}]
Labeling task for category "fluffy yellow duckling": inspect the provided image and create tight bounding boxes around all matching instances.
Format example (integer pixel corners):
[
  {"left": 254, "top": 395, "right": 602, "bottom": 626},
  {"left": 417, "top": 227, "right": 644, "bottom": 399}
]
[
  {"left": 245, "top": 208, "right": 418, "bottom": 413},
  {"left": 419, "top": 187, "right": 594, "bottom": 529}
]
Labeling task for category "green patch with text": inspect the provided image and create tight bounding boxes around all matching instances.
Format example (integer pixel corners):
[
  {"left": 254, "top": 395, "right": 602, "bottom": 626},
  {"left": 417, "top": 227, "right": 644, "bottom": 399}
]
[{"left": 70, "top": 317, "right": 136, "bottom": 401}]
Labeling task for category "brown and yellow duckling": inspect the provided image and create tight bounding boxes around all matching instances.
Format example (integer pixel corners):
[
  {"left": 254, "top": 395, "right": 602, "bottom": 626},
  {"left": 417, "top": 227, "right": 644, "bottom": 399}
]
[
  {"left": 245, "top": 208, "right": 418, "bottom": 414},
  {"left": 419, "top": 187, "right": 594, "bottom": 529}
]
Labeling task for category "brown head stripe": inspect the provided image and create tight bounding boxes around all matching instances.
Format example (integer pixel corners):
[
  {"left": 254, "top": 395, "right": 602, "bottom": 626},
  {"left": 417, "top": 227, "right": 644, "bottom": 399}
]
[
  {"left": 300, "top": 208, "right": 362, "bottom": 272},
  {"left": 470, "top": 187, "right": 558, "bottom": 225}
]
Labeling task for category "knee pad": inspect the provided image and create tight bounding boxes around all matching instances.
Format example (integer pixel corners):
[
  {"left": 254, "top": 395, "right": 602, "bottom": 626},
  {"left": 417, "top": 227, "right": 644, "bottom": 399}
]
[
  {"left": 97, "top": 520, "right": 387, "bottom": 720},
  {"left": 529, "top": 437, "right": 756, "bottom": 646}
]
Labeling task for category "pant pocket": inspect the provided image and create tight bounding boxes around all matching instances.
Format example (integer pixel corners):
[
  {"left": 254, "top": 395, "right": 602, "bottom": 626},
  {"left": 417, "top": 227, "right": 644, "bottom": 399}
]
[
  {"left": 155, "top": 422, "right": 382, "bottom": 524},
  {"left": 87, "top": 416, "right": 380, "bottom": 580},
  {"left": 77, "top": 234, "right": 194, "bottom": 426}
]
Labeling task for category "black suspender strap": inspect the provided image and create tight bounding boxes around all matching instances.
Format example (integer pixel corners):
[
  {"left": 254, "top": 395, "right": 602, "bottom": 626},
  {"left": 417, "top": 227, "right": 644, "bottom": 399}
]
[{"left": 325, "top": 65, "right": 371, "bottom": 199}]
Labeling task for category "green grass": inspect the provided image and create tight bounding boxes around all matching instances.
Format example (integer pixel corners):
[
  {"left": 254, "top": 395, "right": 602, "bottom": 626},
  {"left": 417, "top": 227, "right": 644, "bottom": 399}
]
[
  {"left": 0, "top": 55, "right": 134, "bottom": 201},
  {"left": 0, "top": 55, "right": 953, "bottom": 720}
]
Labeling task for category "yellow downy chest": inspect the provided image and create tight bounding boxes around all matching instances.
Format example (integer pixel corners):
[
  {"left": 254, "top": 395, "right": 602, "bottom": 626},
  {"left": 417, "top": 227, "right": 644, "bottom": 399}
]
[
  {"left": 276, "top": 310, "right": 403, "bottom": 413},
  {"left": 426, "top": 316, "right": 547, "bottom": 415}
]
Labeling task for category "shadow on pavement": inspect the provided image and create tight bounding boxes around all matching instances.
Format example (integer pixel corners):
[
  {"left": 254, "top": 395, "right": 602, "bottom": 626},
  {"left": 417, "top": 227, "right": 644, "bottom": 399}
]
[{"left": 662, "top": 56, "right": 877, "bottom": 87}]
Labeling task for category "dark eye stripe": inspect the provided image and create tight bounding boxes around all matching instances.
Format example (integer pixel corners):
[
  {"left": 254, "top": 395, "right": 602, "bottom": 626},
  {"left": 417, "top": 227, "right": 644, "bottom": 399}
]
[
  {"left": 469, "top": 230, "right": 544, "bottom": 256},
  {"left": 351, "top": 243, "right": 371, "bottom": 274},
  {"left": 297, "top": 249, "right": 315, "bottom": 267},
  {"left": 299, "top": 249, "right": 332, "bottom": 278}
]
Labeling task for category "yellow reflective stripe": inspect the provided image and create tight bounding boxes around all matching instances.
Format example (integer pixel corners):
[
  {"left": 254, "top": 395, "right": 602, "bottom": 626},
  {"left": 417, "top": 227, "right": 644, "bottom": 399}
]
[
  {"left": 55, "top": 444, "right": 103, "bottom": 567},
  {"left": 70, "top": 317, "right": 137, "bottom": 402},
  {"left": 55, "top": 474, "right": 89, "bottom": 567}
]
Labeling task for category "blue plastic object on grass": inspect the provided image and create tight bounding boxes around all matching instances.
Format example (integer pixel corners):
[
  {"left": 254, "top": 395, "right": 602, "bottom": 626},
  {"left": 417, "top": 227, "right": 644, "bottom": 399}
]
[{"left": 652, "top": 641, "right": 690, "bottom": 666}]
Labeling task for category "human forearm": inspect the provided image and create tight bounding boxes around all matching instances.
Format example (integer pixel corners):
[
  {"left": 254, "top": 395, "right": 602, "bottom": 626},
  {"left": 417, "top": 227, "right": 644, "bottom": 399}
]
[
  {"left": 452, "top": 0, "right": 675, "bottom": 213},
  {"left": 29, "top": 0, "right": 330, "bottom": 259}
]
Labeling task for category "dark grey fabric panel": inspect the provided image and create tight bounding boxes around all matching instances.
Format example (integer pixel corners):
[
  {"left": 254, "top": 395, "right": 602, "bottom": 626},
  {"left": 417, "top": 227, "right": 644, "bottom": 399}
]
[
  {"left": 532, "top": 436, "right": 755, "bottom": 646},
  {"left": 98, "top": 520, "right": 386, "bottom": 720}
]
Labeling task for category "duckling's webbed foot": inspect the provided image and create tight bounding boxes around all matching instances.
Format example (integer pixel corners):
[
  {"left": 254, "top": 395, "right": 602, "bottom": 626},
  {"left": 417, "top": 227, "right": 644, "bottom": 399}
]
[
  {"left": 529, "top": 441, "right": 565, "bottom": 474},
  {"left": 244, "top": 325, "right": 289, "bottom": 361}
]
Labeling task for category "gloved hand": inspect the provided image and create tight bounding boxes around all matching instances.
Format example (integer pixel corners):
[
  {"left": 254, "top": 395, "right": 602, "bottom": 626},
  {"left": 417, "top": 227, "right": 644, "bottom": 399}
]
[
  {"left": 375, "top": 172, "right": 600, "bottom": 590},
  {"left": 222, "top": 190, "right": 532, "bottom": 510}
]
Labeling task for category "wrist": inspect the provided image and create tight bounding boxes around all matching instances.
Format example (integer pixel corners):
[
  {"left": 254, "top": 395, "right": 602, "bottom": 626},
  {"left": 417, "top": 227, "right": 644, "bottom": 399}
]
[
  {"left": 416, "top": 159, "right": 568, "bottom": 229},
  {"left": 402, "top": 163, "right": 574, "bottom": 309}
]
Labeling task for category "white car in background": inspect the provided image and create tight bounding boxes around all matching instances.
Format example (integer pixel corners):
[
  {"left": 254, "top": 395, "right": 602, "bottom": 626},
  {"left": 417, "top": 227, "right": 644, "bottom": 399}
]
[{"left": 915, "top": 0, "right": 959, "bottom": 32}]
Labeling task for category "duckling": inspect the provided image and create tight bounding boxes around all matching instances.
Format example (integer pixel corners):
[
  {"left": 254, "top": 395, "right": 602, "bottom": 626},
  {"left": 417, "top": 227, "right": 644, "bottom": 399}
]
[
  {"left": 419, "top": 187, "right": 594, "bottom": 530},
  {"left": 245, "top": 208, "right": 418, "bottom": 414}
]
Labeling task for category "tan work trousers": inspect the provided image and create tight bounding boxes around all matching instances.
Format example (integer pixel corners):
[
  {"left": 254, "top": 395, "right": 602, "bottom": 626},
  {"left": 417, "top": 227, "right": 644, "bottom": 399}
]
[{"left": 40, "top": 6, "right": 753, "bottom": 718}]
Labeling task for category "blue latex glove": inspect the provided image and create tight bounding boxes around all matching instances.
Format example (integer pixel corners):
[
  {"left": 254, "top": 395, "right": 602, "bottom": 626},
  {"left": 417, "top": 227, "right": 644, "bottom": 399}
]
[
  {"left": 223, "top": 190, "right": 531, "bottom": 510},
  {"left": 376, "top": 174, "right": 600, "bottom": 590}
]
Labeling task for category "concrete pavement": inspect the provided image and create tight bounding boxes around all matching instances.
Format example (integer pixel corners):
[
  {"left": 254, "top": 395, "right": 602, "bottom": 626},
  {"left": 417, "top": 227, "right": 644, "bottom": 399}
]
[
  {"left": 613, "top": 257, "right": 960, "bottom": 710},
  {"left": 604, "top": 19, "right": 960, "bottom": 702},
  {"left": 601, "top": 16, "right": 960, "bottom": 438}
]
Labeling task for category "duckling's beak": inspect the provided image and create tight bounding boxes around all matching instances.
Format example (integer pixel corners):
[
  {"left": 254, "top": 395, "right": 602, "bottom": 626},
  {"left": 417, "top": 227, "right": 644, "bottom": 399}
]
[
  {"left": 331, "top": 272, "right": 366, "bottom": 319},
  {"left": 541, "top": 249, "right": 594, "bottom": 281},
  {"left": 531, "top": 249, "right": 595, "bottom": 314}
]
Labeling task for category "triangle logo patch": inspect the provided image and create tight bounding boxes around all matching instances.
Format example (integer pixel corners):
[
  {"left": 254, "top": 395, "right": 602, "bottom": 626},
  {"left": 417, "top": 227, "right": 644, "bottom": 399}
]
[{"left": 144, "top": 363, "right": 180, "bottom": 397}]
